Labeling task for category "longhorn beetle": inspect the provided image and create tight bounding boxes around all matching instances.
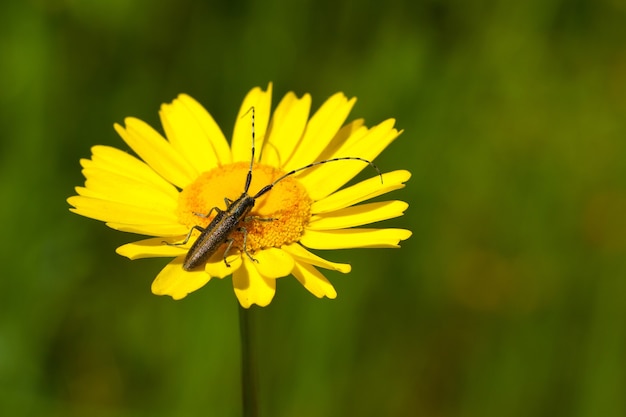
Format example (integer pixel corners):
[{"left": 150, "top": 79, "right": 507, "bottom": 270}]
[{"left": 170, "top": 107, "right": 383, "bottom": 271}]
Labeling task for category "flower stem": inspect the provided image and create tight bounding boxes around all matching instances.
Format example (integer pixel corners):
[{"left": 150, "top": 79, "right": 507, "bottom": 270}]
[{"left": 239, "top": 305, "right": 259, "bottom": 417}]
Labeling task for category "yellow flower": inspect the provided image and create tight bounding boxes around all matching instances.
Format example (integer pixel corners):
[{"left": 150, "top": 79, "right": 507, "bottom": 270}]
[{"left": 67, "top": 84, "right": 411, "bottom": 308}]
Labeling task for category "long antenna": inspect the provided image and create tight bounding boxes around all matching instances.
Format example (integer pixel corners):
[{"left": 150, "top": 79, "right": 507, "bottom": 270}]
[
  {"left": 242, "top": 106, "right": 255, "bottom": 193},
  {"left": 253, "top": 157, "right": 382, "bottom": 199}
]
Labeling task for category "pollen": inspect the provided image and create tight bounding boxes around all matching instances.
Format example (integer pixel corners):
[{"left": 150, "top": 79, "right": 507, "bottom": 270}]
[{"left": 177, "top": 161, "right": 312, "bottom": 253}]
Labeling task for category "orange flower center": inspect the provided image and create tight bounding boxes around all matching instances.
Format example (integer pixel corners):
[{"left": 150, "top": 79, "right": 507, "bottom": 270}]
[{"left": 177, "top": 162, "right": 312, "bottom": 254}]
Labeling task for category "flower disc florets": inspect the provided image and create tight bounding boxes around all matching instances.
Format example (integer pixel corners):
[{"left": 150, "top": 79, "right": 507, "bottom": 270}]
[{"left": 177, "top": 161, "right": 312, "bottom": 254}]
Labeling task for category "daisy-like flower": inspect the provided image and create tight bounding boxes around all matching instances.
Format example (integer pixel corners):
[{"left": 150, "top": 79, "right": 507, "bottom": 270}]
[{"left": 67, "top": 84, "right": 411, "bottom": 308}]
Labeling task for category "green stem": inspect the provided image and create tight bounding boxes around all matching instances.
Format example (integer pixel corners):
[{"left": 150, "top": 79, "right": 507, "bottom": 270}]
[{"left": 239, "top": 305, "right": 259, "bottom": 417}]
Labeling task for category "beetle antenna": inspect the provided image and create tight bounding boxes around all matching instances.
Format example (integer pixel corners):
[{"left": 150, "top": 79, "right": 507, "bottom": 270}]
[
  {"left": 253, "top": 157, "right": 382, "bottom": 199},
  {"left": 241, "top": 106, "right": 255, "bottom": 193}
]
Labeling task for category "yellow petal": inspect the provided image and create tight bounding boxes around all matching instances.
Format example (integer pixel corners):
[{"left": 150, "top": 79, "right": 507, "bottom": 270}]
[
  {"left": 314, "top": 119, "right": 367, "bottom": 162},
  {"left": 77, "top": 171, "right": 178, "bottom": 211},
  {"left": 116, "top": 237, "right": 188, "bottom": 259},
  {"left": 308, "top": 201, "right": 409, "bottom": 230},
  {"left": 284, "top": 92, "right": 356, "bottom": 171},
  {"left": 204, "top": 250, "right": 243, "bottom": 278},
  {"left": 292, "top": 261, "right": 337, "bottom": 299},
  {"left": 87, "top": 145, "right": 179, "bottom": 197},
  {"left": 311, "top": 170, "right": 411, "bottom": 214},
  {"left": 317, "top": 120, "right": 378, "bottom": 162},
  {"left": 68, "top": 196, "right": 179, "bottom": 225},
  {"left": 253, "top": 247, "right": 294, "bottom": 278},
  {"left": 300, "top": 228, "right": 412, "bottom": 249},
  {"left": 106, "top": 222, "right": 188, "bottom": 236},
  {"left": 261, "top": 92, "right": 311, "bottom": 167},
  {"left": 159, "top": 94, "right": 229, "bottom": 173},
  {"left": 233, "top": 257, "right": 276, "bottom": 308},
  {"left": 114, "top": 118, "right": 198, "bottom": 188},
  {"left": 298, "top": 119, "right": 402, "bottom": 201},
  {"left": 151, "top": 257, "right": 211, "bottom": 300},
  {"left": 281, "top": 243, "right": 351, "bottom": 273},
  {"left": 178, "top": 94, "right": 233, "bottom": 164},
  {"left": 231, "top": 83, "right": 273, "bottom": 163}
]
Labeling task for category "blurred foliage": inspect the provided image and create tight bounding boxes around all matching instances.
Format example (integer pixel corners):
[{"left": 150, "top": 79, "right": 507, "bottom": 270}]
[{"left": 1, "top": 0, "right": 626, "bottom": 416}]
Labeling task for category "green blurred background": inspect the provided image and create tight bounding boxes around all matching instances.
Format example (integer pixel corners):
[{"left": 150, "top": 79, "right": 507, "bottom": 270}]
[{"left": 2, "top": 0, "right": 626, "bottom": 416}]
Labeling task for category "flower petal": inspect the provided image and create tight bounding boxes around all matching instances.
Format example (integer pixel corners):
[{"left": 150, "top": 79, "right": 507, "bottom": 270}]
[
  {"left": 292, "top": 261, "right": 337, "bottom": 299},
  {"left": 204, "top": 250, "right": 243, "bottom": 278},
  {"left": 281, "top": 243, "right": 351, "bottom": 273},
  {"left": 284, "top": 92, "right": 356, "bottom": 171},
  {"left": 159, "top": 94, "right": 230, "bottom": 173},
  {"left": 68, "top": 195, "right": 179, "bottom": 225},
  {"left": 311, "top": 170, "right": 411, "bottom": 214},
  {"left": 76, "top": 170, "right": 178, "bottom": 211},
  {"left": 300, "top": 228, "right": 412, "bottom": 249},
  {"left": 253, "top": 247, "right": 294, "bottom": 278},
  {"left": 261, "top": 92, "right": 311, "bottom": 168},
  {"left": 116, "top": 237, "right": 188, "bottom": 259},
  {"left": 151, "top": 256, "right": 211, "bottom": 300},
  {"left": 233, "top": 257, "right": 276, "bottom": 308},
  {"left": 298, "top": 119, "right": 402, "bottom": 200},
  {"left": 231, "top": 83, "right": 273, "bottom": 163},
  {"left": 114, "top": 118, "right": 198, "bottom": 188},
  {"left": 313, "top": 119, "right": 367, "bottom": 162},
  {"left": 86, "top": 145, "right": 179, "bottom": 197},
  {"left": 308, "top": 201, "right": 409, "bottom": 230},
  {"left": 107, "top": 223, "right": 188, "bottom": 236}
]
